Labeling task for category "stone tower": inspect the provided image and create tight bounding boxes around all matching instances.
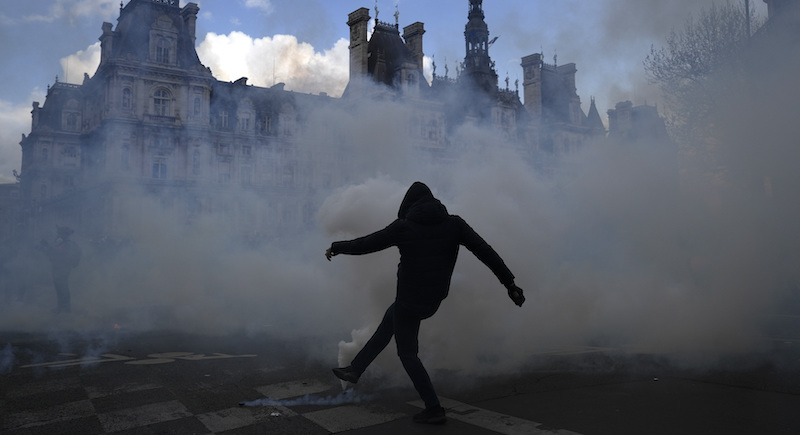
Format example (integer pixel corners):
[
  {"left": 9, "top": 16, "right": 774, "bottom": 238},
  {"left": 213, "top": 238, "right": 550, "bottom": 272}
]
[
  {"left": 463, "top": 0, "right": 498, "bottom": 94},
  {"left": 521, "top": 53, "right": 543, "bottom": 126},
  {"left": 347, "top": 7, "right": 371, "bottom": 82}
]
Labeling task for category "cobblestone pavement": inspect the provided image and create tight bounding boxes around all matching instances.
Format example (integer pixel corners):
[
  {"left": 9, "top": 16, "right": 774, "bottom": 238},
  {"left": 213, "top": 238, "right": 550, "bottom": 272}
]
[{"left": 2, "top": 329, "right": 799, "bottom": 434}]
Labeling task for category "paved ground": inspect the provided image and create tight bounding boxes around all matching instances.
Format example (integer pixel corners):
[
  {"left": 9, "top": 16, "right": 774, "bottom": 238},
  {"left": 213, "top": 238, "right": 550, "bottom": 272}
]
[{"left": 1, "top": 328, "right": 800, "bottom": 434}]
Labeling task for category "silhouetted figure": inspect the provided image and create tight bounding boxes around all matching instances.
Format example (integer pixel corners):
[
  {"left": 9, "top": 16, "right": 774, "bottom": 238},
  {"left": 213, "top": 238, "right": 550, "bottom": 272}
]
[
  {"left": 325, "top": 181, "right": 525, "bottom": 424},
  {"left": 39, "top": 226, "right": 81, "bottom": 313}
]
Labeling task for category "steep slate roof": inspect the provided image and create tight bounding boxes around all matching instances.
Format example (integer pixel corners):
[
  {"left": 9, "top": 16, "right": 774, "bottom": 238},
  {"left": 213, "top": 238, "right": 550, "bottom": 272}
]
[
  {"left": 367, "top": 21, "right": 416, "bottom": 87},
  {"left": 586, "top": 98, "right": 606, "bottom": 133},
  {"left": 111, "top": 0, "right": 204, "bottom": 70}
]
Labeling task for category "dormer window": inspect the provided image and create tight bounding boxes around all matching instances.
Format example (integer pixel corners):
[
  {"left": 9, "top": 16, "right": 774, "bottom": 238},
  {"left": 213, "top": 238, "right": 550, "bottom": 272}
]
[
  {"left": 150, "top": 16, "right": 177, "bottom": 65},
  {"left": 156, "top": 38, "right": 170, "bottom": 64},
  {"left": 65, "top": 113, "right": 79, "bottom": 131},
  {"left": 61, "top": 99, "right": 81, "bottom": 131}
]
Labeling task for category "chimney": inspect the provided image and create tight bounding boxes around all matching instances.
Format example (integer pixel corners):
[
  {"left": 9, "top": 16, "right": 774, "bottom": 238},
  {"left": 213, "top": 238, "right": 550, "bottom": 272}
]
[
  {"left": 99, "top": 22, "right": 113, "bottom": 65},
  {"left": 403, "top": 22, "right": 425, "bottom": 71},
  {"left": 608, "top": 100, "right": 634, "bottom": 138},
  {"left": 182, "top": 3, "right": 200, "bottom": 44}
]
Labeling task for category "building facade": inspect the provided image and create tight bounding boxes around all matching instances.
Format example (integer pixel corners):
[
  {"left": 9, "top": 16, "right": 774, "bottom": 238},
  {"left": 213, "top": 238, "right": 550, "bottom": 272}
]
[{"left": 16, "top": 0, "right": 607, "bottom": 243}]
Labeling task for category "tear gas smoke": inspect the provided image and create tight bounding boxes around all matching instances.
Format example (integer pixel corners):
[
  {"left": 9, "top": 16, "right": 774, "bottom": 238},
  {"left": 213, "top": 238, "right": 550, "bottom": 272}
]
[{"left": 1, "top": 29, "right": 798, "bottom": 385}]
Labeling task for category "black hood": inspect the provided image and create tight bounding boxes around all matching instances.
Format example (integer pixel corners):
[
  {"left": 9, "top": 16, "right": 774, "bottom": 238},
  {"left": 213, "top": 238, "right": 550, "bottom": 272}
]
[{"left": 398, "top": 182, "right": 448, "bottom": 224}]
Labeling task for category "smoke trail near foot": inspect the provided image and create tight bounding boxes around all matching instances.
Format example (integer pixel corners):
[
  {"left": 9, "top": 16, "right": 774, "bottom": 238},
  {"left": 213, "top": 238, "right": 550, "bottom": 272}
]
[
  {"left": 337, "top": 327, "right": 375, "bottom": 391},
  {"left": 240, "top": 389, "right": 374, "bottom": 407}
]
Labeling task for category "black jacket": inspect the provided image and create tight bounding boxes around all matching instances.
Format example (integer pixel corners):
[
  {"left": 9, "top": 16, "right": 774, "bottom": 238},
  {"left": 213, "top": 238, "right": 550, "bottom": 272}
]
[{"left": 330, "top": 182, "right": 515, "bottom": 311}]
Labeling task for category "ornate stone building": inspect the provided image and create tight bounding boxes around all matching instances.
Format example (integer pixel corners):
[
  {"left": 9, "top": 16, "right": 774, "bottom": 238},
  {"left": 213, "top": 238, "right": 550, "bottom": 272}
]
[
  {"left": 344, "top": 0, "right": 606, "bottom": 159},
  {"left": 18, "top": 0, "right": 333, "bottom": 242},
  {"left": 16, "top": 0, "right": 606, "bottom": 242}
]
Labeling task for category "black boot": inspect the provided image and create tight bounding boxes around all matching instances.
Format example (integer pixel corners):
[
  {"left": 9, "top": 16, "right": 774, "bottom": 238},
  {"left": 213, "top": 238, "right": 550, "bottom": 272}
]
[
  {"left": 413, "top": 405, "right": 446, "bottom": 424},
  {"left": 332, "top": 366, "right": 360, "bottom": 384}
]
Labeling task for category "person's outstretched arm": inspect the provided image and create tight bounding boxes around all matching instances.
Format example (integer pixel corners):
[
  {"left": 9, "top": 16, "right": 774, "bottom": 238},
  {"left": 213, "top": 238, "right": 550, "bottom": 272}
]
[
  {"left": 325, "top": 221, "right": 400, "bottom": 261},
  {"left": 458, "top": 217, "right": 525, "bottom": 307}
]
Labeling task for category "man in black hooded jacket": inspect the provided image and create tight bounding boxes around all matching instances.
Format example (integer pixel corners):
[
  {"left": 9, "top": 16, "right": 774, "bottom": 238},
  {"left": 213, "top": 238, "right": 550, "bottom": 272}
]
[{"left": 325, "top": 181, "right": 525, "bottom": 424}]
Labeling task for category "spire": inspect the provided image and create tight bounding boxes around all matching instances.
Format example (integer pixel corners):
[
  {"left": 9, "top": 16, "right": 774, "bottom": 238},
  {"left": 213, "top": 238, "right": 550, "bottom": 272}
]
[
  {"left": 586, "top": 97, "right": 606, "bottom": 134},
  {"left": 462, "top": 0, "right": 498, "bottom": 93}
]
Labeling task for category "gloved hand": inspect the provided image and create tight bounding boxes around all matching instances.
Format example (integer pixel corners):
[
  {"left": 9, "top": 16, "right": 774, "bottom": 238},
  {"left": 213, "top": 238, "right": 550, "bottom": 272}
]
[
  {"left": 505, "top": 283, "right": 525, "bottom": 307},
  {"left": 325, "top": 247, "right": 336, "bottom": 261}
]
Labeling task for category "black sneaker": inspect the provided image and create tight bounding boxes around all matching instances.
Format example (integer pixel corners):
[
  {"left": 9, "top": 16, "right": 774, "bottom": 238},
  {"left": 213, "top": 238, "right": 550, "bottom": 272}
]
[
  {"left": 332, "top": 366, "right": 360, "bottom": 384},
  {"left": 413, "top": 406, "right": 446, "bottom": 424}
]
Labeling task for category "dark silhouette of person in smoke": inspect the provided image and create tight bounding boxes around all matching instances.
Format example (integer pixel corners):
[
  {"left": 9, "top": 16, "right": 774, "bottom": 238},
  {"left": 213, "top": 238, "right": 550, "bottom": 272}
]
[
  {"left": 39, "top": 226, "right": 82, "bottom": 313},
  {"left": 325, "top": 181, "right": 525, "bottom": 424}
]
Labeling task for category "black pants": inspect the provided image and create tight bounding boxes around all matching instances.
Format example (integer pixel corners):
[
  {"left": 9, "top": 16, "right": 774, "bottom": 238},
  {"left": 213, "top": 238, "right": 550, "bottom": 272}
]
[{"left": 350, "top": 302, "right": 440, "bottom": 409}]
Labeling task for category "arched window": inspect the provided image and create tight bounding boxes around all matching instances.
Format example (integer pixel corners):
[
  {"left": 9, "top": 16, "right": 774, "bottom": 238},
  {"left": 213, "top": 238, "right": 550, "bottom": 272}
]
[{"left": 153, "top": 89, "right": 170, "bottom": 116}]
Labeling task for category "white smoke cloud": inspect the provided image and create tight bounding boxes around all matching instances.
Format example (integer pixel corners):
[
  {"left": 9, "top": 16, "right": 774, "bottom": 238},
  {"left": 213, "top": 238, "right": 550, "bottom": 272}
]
[
  {"left": 197, "top": 32, "right": 350, "bottom": 97},
  {"left": 51, "top": 30, "right": 349, "bottom": 97},
  {"left": 61, "top": 42, "right": 100, "bottom": 84},
  {"left": 1, "top": 69, "right": 794, "bottom": 383},
  {"left": 2, "top": 3, "right": 794, "bottom": 388},
  {"left": 493, "top": 0, "right": 768, "bottom": 117},
  {"left": 316, "top": 138, "right": 778, "bottom": 379}
]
